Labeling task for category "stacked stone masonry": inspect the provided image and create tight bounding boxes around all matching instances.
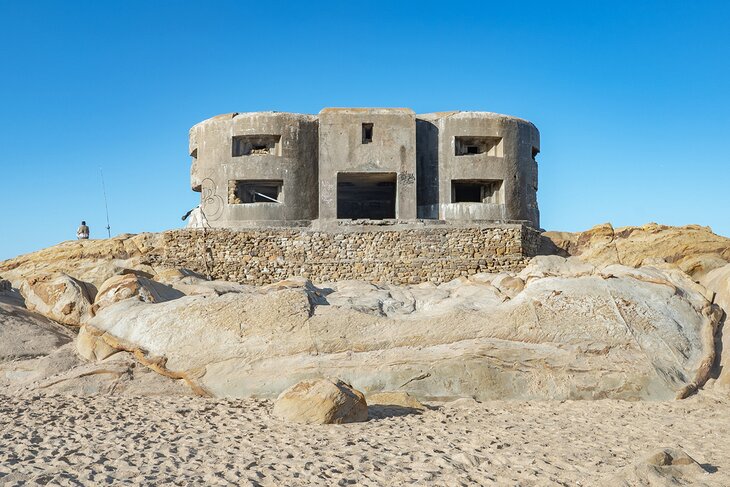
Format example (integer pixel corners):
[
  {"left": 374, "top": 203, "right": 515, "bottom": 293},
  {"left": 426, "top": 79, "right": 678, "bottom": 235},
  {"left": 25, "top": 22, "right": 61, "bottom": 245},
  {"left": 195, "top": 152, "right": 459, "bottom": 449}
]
[{"left": 150, "top": 224, "right": 540, "bottom": 285}]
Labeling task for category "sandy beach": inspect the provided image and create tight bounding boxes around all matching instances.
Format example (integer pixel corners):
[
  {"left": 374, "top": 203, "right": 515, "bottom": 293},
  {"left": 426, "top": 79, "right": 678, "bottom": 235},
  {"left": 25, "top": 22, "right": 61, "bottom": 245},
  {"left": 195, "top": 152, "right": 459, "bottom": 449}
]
[{"left": 1, "top": 392, "right": 727, "bottom": 486}]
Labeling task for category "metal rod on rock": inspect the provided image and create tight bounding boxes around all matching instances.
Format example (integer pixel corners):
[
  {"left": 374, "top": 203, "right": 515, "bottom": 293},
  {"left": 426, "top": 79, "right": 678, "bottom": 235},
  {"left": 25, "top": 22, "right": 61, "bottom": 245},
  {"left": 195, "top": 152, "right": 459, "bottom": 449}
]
[{"left": 100, "top": 167, "right": 112, "bottom": 238}]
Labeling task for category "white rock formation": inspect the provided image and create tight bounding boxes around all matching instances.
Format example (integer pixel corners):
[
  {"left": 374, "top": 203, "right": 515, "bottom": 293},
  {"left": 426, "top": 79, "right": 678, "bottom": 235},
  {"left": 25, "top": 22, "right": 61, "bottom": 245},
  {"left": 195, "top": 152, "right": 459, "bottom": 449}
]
[
  {"left": 92, "top": 273, "right": 184, "bottom": 313},
  {"left": 83, "top": 257, "right": 721, "bottom": 401},
  {"left": 0, "top": 299, "right": 190, "bottom": 396}
]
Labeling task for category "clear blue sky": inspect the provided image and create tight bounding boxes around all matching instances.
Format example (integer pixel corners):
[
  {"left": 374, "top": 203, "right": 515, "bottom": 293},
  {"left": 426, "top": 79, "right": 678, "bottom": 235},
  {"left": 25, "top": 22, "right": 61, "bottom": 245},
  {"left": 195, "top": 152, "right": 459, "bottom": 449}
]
[{"left": 2, "top": 0, "right": 729, "bottom": 260}]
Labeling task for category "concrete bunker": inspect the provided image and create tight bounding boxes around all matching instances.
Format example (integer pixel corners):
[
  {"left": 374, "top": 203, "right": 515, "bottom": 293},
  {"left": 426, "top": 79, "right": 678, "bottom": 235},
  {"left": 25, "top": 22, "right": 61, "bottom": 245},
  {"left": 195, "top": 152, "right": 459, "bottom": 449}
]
[
  {"left": 454, "top": 136, "right": 503, "bottom": 157},
  {"left": 318, "top": 108, "right": 417, "bottom": 221},
  {"left": 189, "top": 109, "right": 539, "bottom": 228},
  {"left": 451, "top": 179, "right": 503, "bottom": 204},
  {"left": 232, "top": 135, "right": 282, "bottom": 157},
  {"left": 337, "top": 172, "right": 397, "bottom": 219},
  {"left": 229, "top": 179, "right": 283, "bottom": 204}
]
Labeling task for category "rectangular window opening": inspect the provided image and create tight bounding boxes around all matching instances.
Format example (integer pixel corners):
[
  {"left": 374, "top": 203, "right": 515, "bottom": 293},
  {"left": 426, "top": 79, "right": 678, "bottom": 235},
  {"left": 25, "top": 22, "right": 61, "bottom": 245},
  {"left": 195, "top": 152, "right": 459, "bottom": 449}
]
[
  {"left": 232, "top": 135, "right": 282, "bottom": 157},
  {"left": 337, "top": 172, "right": 396, "bottom": 219},
  {"left": 451, "top": 179, "right": 503, "bottom": 204},
  {"left": 362, "top": 123, "right": 373, "bottom": 144},
  {"left": 228, "top": 180, "right": 283, "bottom": 204},
  {"left": 455, "top": 136, "right": 503, "bottom": 157}
]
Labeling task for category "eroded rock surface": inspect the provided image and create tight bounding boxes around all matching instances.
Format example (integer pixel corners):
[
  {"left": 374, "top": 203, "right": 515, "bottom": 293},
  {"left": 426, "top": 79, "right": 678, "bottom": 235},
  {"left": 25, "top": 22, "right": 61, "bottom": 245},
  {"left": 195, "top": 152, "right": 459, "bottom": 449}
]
[
  {"left": 18, "top": 274, "right": 96, "bottom": 327},
  {"left": 3, "top": 224, "right": 728, "bottom": 402},
  {"left": 84, "top": 257, "right": 720, "bottom": 401},
  {"left": 0, "top": 233, "right": 164, "bottom": 289},
  {"left": 0, "top": 287, "right": 191, "bottom": 396},
  {"left": 545, "top": 223, "right": 730, "bottom": 393},
  {"left": 92, "top": 274, "right": 184, "bottom": 314},
  {"left": 543, "top": 223, "right": 730, "bottom": 278}
]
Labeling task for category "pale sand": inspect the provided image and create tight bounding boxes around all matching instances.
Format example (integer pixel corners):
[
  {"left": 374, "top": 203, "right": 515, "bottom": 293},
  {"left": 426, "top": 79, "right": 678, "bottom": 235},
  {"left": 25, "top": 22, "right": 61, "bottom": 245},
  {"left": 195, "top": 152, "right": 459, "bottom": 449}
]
[{"left": 0, "top": 393, "right": 727, "bottom": 486}]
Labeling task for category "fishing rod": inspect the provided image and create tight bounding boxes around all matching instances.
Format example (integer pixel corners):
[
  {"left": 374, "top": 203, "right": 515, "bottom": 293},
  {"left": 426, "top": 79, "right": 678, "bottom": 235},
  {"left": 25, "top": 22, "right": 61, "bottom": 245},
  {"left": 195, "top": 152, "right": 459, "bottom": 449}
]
[{"left": 100, "top": 167, "right": 111, "bottom": 238}]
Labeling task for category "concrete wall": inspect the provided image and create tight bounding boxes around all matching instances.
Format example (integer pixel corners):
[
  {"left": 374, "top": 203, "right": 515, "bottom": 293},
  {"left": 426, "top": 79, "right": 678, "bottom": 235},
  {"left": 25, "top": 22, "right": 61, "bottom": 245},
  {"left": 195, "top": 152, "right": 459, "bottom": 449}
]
[
  {"left": 189, "top": 112, "right": 319, "bottom": 226},
  {"left": 188, "top": 108, "right": 540, "bottom": 228},
  {"left": 416, "top": 112, "right": 540, "bottom": 228},
  {"left": 318, "top": 108, "right": 417, "bottom": 220},
  {"left": 149, "top": 223, "right": 540, "bottom": 285}
]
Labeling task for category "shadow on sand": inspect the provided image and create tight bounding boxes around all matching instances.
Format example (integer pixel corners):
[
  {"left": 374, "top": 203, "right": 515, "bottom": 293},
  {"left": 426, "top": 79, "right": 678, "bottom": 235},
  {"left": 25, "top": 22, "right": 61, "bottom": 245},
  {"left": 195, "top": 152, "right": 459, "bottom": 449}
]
[{"left": 368, "top": 404, "right": 431, "bottom": 420}]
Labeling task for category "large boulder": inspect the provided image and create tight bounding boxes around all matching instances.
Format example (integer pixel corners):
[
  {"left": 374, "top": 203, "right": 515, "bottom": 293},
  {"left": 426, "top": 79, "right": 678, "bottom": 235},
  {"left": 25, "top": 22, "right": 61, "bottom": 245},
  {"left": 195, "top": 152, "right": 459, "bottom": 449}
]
[
  {"left": 0, "top": 298, "right": 79, "bottom": 391},
  {"left": 85, "top": 260, "right": 720, "bottom": 401},
  {"left": 18, "top": 273, "right": 96, "bottom": 326},
  {"left": 272, "top": 378, "right": 368, "bottom": 424},
  {"left": 543, "top": 223, "right": 730, "bottom": 278},
  {"left": 92, "top": 274, "right": 184, "bottom": 314}
]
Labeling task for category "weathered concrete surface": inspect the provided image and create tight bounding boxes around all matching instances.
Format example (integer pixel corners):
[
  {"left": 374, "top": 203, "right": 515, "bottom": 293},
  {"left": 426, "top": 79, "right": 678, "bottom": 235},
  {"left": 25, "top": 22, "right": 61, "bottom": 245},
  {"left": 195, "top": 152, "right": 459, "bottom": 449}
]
[
  {"left": 190, "top": 112, "right": 319, "bottom": 225},
  {"left": 84, "top": 258, "right": 719, "bottom": 401},
  {"left": 189, "top": 108, "right": 539, "bottom": 227},
  {"left": 318, "top": 108, "right": 417, "bottom": 220},
  {"left": 417, "top": 111, "right": 540, "bottom": 227}
]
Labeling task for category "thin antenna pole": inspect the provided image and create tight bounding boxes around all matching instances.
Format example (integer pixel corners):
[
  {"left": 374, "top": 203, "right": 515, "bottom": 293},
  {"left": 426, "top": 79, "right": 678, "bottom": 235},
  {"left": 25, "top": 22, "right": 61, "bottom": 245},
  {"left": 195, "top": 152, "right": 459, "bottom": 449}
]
[{"left": 99, "top": 167, "right": 111, "bottom": 238}]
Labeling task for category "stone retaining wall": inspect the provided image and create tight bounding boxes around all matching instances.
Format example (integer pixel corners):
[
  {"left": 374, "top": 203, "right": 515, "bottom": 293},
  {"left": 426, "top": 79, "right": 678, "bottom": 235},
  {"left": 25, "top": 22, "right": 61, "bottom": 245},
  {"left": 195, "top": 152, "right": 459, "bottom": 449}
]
[{"left": 149, "top": 224, "right": 540, "bottom": 285}]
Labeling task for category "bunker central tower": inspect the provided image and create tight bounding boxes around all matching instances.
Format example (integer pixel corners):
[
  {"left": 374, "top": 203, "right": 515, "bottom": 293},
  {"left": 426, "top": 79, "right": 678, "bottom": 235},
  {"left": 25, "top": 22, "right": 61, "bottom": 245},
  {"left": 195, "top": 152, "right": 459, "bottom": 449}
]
[{"left": 189, "top": 107, "right": 540, "bottom": 229}]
